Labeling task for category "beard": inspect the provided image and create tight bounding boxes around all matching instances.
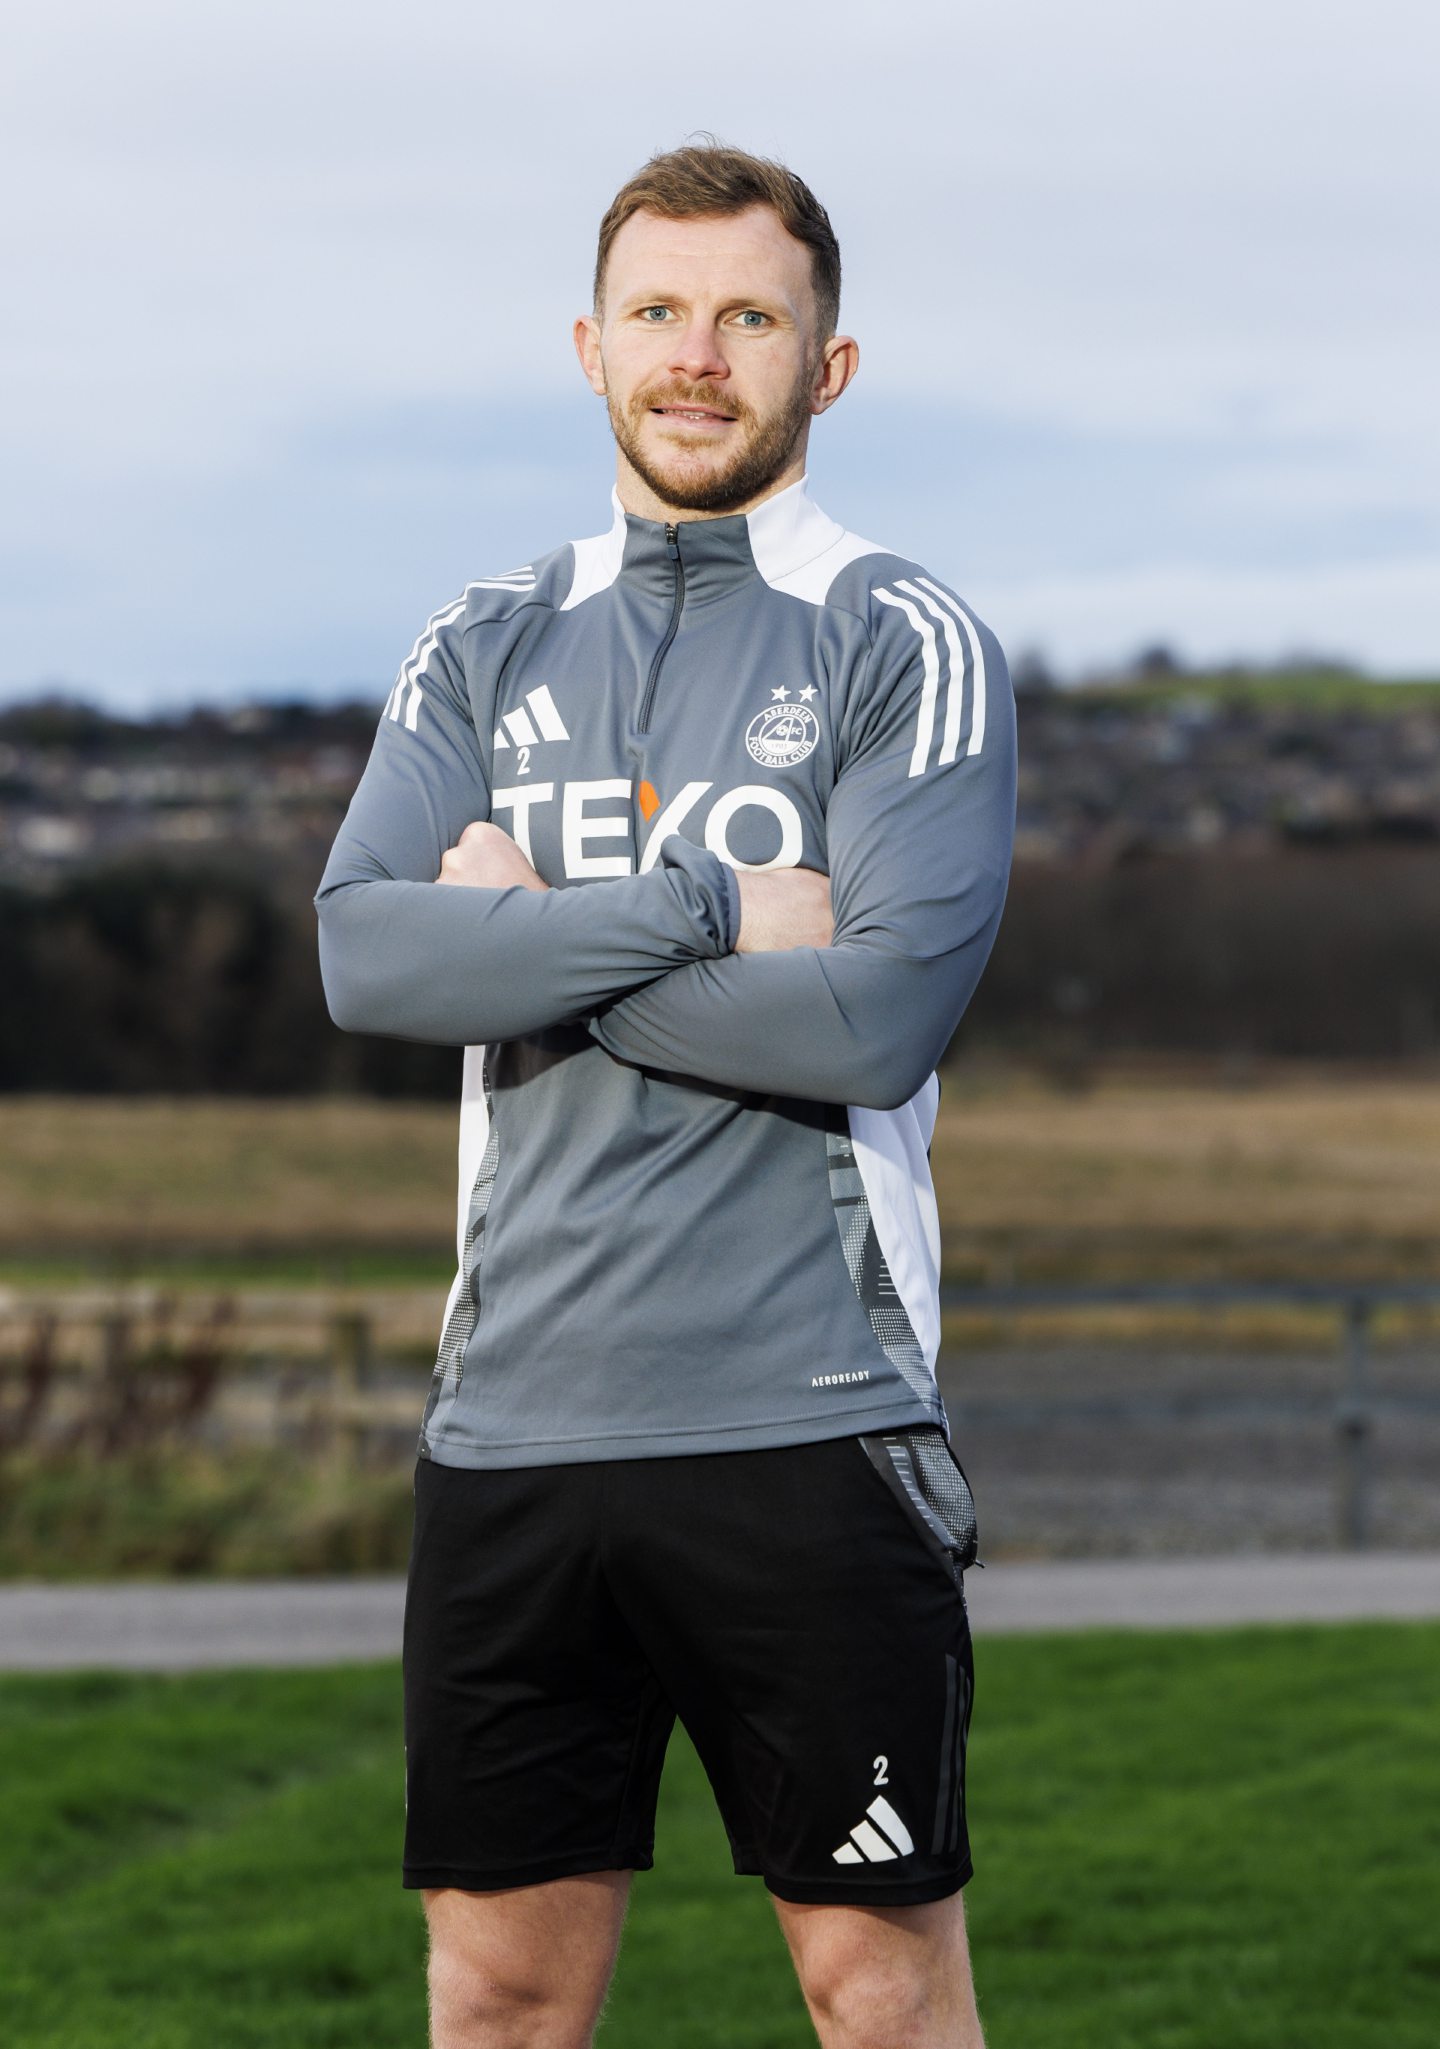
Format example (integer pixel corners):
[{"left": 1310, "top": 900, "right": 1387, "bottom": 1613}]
[{"left": 605, "top": 362, "right": 816, "bottom": 516}]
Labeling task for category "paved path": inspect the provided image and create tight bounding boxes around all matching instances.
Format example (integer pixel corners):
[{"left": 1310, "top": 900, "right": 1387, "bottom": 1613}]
[
  {"left": 2, "top": 1552, "right": 1438, "bottom": 1672},
  {"left": 966, "top": 1550, "right": 1440, "bottom": 1633}
]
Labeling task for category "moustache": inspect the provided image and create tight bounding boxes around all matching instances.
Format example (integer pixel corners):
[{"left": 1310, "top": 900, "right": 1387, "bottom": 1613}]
[{"left": 631, "top": 381, "right": 752, "bottom": 426}]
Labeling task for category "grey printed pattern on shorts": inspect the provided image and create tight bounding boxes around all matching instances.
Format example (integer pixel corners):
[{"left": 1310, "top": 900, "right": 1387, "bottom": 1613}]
[{"left": 862, "top": 1425, "right": 980, "bottom": 1576}]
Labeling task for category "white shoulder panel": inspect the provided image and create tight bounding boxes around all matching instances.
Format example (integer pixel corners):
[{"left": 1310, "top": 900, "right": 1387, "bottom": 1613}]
[
  {"left": 747, "top": 475, "right": 888, "bottom": 607},
  {"left": 561, "top": 491, "right": 627, "bottom": 611},
  {"left": 766, "top": 528, "right": 890, "bottom": 606},
  {"left": 847, "top": 1073, "right": 943, "bottom": 1370}
]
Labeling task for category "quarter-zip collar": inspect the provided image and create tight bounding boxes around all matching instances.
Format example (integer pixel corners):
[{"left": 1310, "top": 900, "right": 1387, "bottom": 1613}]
[
  {"left": 618, "top": 500, "right": 756, "bottom": 608},
  {"left": 604, "top": 474, "right": 852, "bottom": 608}
]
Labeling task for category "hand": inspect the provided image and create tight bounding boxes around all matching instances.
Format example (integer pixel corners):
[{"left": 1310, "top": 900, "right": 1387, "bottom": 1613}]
[
  {"left": 735, "top": 866, "right": 833, "bottom": 954},
  {"left": 437, "top": 822, "right": 549, "bottom": 892}
]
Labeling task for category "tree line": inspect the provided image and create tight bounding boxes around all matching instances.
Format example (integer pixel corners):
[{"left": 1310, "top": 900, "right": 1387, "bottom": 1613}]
[{"left": 2, "top": 839, "right": 1436, "bottom": 1094}]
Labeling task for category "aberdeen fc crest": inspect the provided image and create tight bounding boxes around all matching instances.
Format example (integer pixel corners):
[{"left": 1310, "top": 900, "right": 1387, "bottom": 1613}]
[{"left": 745, "top": 688, "right": 820, "bottom": 769}]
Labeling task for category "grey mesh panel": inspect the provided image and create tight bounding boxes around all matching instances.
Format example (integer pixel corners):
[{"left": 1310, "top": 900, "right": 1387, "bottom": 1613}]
[
  {"left": 825, "top": 1125, "right": 933, "bottom": 1403},
  {"left": 909, "top": 1429, "right": 979, "bottom": 1566},
  {"left": 421, "top": 1058, "right": 500, "bottom": 1449},
  {"left": 864, "top": 1425, "right": 979, "bottom": 1573}
]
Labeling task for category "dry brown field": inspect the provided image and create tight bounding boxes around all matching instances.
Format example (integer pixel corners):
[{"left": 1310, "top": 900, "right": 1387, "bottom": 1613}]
[
  {"left": 1, "top": 1063, "right": 1437, "bottom": 1292},
  {"left": 2, "top": 1070, "right": 1436, "bottom": 1562},
  {"left": 930, "top": 1062, "right": 1440, "bottom": 1286}
]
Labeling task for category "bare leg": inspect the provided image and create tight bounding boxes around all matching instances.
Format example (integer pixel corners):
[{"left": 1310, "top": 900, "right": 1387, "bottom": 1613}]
[
  {"left": 773, "top": 1890, "right": 985, "bottom": 2049},
  {"left": 422, "top": 1871, "right": 630, "bottom": 2049}
]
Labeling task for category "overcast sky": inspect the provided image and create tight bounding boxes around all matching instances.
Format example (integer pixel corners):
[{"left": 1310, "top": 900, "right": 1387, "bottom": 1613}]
[{"left": 1, "top": 0, "right": 1435, "bottom": 708}]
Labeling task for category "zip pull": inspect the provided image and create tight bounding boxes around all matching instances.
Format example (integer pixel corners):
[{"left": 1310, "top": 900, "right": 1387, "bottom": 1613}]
[{"left": 664, "top": 522, "right": 680, "bottom": 557}]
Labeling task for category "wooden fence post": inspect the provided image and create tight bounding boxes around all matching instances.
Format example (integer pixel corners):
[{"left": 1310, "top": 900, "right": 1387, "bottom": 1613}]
[
  {"left": 329, "top": 1310, "right": 371, "bottom": 1469},
  {"left": 1335, "top": 1295, "right": 1374, "bottom": 1551}
]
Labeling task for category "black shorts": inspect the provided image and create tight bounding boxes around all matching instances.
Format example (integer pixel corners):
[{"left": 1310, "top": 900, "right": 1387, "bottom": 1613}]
[{"left": 402, "top": 1429, "right": 978, "bottom": 1907}]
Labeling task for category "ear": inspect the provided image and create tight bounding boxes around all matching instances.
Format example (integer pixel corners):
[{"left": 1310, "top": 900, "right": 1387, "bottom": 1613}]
[
  {"left": 810, "top": 333, "right": 859, "bottom": 417},
  {"left": 573, "top": 314, "right": 607, "bottom": 396}
]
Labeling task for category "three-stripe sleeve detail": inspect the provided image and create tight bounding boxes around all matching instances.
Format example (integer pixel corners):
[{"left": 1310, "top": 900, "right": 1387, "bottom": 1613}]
[
  {"left": 382, "top": 571, "right": 537, "bottom": 732},
  {"left": 896, "top": 580, "right": 966, "bottom": 766},
  {"left": 916, "top": 576, "right": 987, "bottom": 760},
  {"left": 873, "top": 579, "right": 987, "bottom": 774},
  {"left": 873, "top": 588, "right": 940, "bottom": 779}
]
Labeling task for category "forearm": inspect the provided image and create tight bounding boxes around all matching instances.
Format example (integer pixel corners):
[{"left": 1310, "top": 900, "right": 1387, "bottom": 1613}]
[
  {"left": 586, "top": 924, "right": 1002, "bottom": 1110},
  {"left": 316, "top": 845, "right": 739, "bottom": 1045}
]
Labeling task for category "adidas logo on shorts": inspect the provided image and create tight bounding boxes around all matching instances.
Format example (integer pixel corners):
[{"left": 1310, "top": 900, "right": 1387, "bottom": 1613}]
[{"left": 832, "top": 1795, "right": 914, "bottom": 1864}]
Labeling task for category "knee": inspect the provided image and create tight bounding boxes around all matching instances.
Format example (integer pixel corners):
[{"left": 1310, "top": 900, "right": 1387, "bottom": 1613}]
[
  {"left": 421, "top": 1876, "right": 623, "bottom": 2049},
  {"left": 426, "top": 1936, "right": 589, "bottom": 2049},
  {"left": 800, "top": 1957, "right": 939, "bottom": 2049}
]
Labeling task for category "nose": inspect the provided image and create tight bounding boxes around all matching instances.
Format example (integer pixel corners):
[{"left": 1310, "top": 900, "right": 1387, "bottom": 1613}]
[{"left": 668, "top": 317, "right": 729, "bottom": 386}]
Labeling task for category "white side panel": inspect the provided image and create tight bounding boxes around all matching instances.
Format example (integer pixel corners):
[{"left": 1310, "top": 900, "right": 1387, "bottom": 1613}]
[
  {"left": 435, "top": 1041, "right": 492, "bottom": 1342},
  {"left": 454, "top": 1043, "right": 492, "bottom": 1265},
  {"left": 848, "top": 1073, "right": 943, "bottom": 1370}
]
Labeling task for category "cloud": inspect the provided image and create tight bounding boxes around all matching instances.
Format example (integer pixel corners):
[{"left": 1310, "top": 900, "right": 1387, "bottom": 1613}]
[
  {"left": 985, "top": 555, "right": 1440, "bottom": 677},
  {"left": 1, "top": 0, "right": 1435, "bottom": 702}
]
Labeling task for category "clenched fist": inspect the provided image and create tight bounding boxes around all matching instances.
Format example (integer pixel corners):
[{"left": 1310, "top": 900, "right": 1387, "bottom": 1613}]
[{"left": 437, "top": 822, "right": 548, "bottom": 892}]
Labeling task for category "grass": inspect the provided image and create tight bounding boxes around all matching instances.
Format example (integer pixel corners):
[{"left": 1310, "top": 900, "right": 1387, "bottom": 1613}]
[
  {"left": 0, "top": 1623, "right": 1436, "bottom": 2046},
  {"left": 0, "top": 1448, "right": 418, "bottom": 1580},
  {"left": 1075, "top": 669, "right": 1440, "bottom": 716}
]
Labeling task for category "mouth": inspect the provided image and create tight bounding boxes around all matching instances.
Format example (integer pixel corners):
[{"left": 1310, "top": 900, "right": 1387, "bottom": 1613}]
[{"left": 649, "top": 405, "right": 736, "bottom": 426}]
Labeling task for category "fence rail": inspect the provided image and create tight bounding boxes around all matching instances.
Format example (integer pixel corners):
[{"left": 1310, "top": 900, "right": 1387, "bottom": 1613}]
[
  {"left": 1, "top": 1280, "right": 1437, "bottom": 1548},
  {"left": 0, "top": 1288, "right": 443, "bottom": 1462},
  {"left": 941, "top": 1279, "right": 1440, "bottom": 1549}
]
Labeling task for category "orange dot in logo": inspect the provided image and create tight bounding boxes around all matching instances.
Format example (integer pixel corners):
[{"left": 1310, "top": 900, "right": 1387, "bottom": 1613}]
[{"left": 637, "top": 781, "right": 661, "bottom": 821}]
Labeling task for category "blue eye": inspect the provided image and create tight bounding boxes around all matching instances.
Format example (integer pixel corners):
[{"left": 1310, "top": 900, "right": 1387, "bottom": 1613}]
[
  {"left": 737, "top": 310, "right": 767, "bottom": 328},
  {"left": 641, "top": 306, "right": 669, "bottom": 321}
]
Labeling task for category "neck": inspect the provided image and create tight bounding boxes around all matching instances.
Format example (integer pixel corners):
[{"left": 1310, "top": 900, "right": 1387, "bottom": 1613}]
[{"left": 613, "top": 446, "right": 810, "bottom": 525}]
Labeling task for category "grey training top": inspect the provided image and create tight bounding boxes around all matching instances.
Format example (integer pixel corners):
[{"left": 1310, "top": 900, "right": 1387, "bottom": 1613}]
[{"left": 315, "top": 476, "right": 1017, "bottom": 1468}]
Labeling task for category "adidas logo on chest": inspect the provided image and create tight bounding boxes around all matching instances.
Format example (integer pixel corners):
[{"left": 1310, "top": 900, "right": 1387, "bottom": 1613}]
[{"left": 492, "top": 686, "right": 570, "bottom": 775}]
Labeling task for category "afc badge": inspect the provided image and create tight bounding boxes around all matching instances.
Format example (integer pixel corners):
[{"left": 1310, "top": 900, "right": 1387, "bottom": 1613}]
[{"left": 745, "top": 690, "right": 821, "bottom": 769}]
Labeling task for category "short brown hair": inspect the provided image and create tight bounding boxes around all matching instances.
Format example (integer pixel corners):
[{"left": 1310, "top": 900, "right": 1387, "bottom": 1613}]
[{"left": 594, "top": 140, "right": 841, "bottom": 338}]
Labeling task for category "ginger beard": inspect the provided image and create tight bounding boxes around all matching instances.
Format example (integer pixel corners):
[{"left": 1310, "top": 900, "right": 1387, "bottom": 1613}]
[{"left": 604, "top": 358, "right": 818, "bottom": 516}]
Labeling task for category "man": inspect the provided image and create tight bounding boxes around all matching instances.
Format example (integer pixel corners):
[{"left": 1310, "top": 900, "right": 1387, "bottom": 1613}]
[{"left": 317, "top": 142, "right": 1016, "bottom": 2049}]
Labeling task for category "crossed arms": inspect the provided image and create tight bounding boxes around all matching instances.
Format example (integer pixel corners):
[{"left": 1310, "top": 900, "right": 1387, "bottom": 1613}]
[{"left": 314, "top": 609, "right": 1017, "bottom": 1112}]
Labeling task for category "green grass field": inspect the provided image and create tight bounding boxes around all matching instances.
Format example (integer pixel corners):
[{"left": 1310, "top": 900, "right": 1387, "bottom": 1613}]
[
  {"left": 1078, "top": 669, "right": 1440, "bottom": 716},
  {"left": 3, "top": 1623, "right": 1436, "bottom": 2047}
]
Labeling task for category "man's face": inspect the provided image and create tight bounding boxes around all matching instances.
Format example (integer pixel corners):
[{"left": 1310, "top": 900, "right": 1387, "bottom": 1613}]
[{"left": 575, "top": 205, "right": 851, "bottom": 518}]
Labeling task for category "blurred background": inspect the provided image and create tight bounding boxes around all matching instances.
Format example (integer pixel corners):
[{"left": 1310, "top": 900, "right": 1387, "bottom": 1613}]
[
  {"left": 1, "top": 5, "right": 1436, "bottom": 2043},
  {"left": 2, "top": 0, "right": 1436, "bottom": 1570}
]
